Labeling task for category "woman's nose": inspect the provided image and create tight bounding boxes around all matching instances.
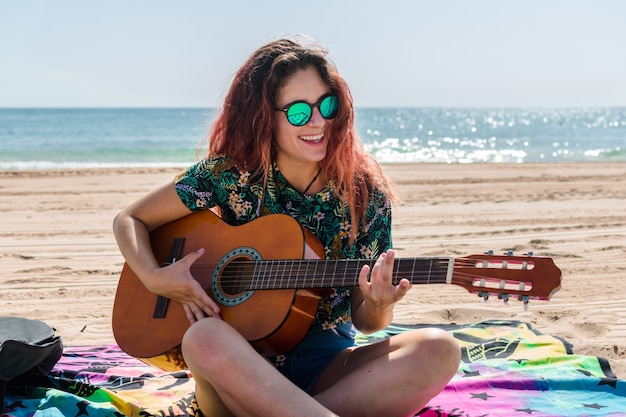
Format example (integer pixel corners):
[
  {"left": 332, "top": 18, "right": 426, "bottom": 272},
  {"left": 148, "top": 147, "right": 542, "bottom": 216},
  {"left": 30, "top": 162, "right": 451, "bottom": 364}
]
[{"left": 307, "top": 107, "right": 325, "bottom": 126}]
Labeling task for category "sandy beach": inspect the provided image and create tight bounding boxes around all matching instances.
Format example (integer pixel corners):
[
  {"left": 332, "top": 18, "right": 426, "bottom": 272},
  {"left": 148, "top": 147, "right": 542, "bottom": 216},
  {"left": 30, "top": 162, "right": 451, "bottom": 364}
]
[{"left": 1, "top": 163, "right": 625, "bottom": 377}]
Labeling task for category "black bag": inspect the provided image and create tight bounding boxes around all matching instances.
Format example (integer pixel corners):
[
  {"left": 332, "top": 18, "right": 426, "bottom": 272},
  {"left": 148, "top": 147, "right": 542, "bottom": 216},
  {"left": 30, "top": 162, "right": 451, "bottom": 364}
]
[{"left": 0, "top": 317, "right": 63, "bottom": 409}]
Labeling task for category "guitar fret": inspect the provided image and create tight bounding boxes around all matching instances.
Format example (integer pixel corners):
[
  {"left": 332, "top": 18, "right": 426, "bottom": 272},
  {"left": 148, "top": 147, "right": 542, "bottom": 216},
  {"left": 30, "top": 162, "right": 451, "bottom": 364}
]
[
  {"left": 297, "top": 259, "right": 302, "bottom": 288},
  {"left": 270, "top": 260, "right": 278, "bottom": 289},
  {"left": 281, "top": 259, "right": 289, "bottom": 289},
  {"left": 290, "top": 260, "right": 300, "bottom": 288},
  {"left": 257, "top": 261, "right": 272, "bottom": 290},
  {"left": 394, "top": 258, "right": 401, "bottom": 285},
  {"left": 323, "top": 258, "right": 329, "bottom": 287},
  {"left": 258, "top": 260, "right": 265, "bottom": 290},
  {"left": 269, "top": 259, "right": 274, "bottom": 289},
  {"left": 298, "top": 259, "right": 310, "bottom": 288},
  {"left": 428, "top": 258, "right": 434, "bottom": 284},
  {"left": 289, "top": 257, "right": 295, "bottom": 289},
  {"left": 269, "top": 260, "right": 277, "bottom": 289},
  {"left": 312, "top": 259, "right": 319, "bottom": 288},
  {"left": 255, "top": 260, "right": 263, "bottom": 290}
]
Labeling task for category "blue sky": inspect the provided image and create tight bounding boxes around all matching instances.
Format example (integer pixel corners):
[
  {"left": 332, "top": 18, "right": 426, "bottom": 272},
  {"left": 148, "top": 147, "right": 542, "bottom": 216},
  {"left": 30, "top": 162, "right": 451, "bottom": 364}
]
[{"left": 1, "top": 0, "right": 624, "bottom": 108}]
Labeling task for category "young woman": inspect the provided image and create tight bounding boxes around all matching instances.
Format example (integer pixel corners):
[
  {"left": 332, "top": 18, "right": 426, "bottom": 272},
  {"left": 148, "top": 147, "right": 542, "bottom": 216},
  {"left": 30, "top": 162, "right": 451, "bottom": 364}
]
[{"left": 113, "top": 36, "right": 460, "bottom": 417}]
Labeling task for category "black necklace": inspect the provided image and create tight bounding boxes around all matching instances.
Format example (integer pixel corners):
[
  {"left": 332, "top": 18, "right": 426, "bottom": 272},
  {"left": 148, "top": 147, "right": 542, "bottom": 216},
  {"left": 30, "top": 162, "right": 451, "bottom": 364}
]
[{"left": 302, "top": 167, "right": 322, "bottom": 195}]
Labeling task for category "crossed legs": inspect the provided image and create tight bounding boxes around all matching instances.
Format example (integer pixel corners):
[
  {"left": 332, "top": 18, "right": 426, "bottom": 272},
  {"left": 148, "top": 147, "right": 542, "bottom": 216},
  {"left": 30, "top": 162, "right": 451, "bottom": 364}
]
[{"left": 182, "top": 318, "right": 460, "bottom": 417}]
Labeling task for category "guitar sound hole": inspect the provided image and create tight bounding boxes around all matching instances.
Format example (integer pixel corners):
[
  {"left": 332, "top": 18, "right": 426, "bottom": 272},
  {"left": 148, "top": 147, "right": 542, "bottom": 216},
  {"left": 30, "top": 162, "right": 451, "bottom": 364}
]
[{"left": 220, "top": 257, "right": 255, "bottom": 296}]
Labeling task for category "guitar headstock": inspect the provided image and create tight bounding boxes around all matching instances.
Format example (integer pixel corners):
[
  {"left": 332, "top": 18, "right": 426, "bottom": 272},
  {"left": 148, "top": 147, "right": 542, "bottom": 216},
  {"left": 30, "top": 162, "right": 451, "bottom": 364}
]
[{"left": 452, "top": 252, "right": 562, "bottom": 303}]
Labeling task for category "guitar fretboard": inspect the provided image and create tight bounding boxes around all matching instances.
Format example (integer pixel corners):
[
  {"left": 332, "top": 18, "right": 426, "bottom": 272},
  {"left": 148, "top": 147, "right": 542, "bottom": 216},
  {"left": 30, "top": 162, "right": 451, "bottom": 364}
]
[{"left": 241, "top": 257, "right": 454, "bottom": 290}]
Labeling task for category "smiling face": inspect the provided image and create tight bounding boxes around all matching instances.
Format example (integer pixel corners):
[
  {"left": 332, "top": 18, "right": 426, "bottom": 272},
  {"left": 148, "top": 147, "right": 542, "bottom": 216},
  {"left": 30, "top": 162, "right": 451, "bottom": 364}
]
[{"left": 273, "top": 66, "right": 334, "bottom": 175}]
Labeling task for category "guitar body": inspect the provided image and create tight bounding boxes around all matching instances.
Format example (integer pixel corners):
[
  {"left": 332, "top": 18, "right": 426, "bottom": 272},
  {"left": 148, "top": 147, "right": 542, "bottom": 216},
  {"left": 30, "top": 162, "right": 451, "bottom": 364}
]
[{"left": 112, "top": 210, "right": 324, "bottom": 360}]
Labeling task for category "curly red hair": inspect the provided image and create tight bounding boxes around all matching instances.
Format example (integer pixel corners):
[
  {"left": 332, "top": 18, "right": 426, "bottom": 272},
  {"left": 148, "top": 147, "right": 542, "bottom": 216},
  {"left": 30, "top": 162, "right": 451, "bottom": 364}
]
[{"left": 206, "top": 36, "right": 396, "bottom": 243}]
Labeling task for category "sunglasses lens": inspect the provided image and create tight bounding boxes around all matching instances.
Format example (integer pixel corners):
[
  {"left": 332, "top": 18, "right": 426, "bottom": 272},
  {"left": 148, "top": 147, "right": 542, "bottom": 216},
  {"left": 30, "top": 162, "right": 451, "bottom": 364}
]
[
  {"left": 286, "top": 102, "right": 312, "bottom": 126},
  {"left": 319, "top": 95, "right": 339, "bottom": 119}
]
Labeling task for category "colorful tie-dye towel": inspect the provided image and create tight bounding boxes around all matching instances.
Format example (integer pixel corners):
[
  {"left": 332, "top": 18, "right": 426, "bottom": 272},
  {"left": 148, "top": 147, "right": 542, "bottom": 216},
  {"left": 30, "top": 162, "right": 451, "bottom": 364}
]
[{"left": 2, "top": 320, "right": 624, "bottom": 417}]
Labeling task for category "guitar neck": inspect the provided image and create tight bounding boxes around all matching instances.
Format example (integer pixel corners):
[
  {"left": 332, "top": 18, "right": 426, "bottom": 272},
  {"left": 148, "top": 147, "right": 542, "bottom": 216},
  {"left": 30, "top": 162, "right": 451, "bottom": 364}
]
[{"left": 246, "top": 257, "right": 453, "bottom": 290}]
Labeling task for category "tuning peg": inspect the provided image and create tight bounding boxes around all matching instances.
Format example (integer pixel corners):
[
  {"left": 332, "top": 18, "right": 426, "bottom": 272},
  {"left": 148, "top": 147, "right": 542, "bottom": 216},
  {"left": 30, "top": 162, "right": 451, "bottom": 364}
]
[
  {"left": 478, "top": 291, "right": 490, "bottom": 302},
  {"left": 507, "top": 250, "right": 513, "bottom": 256},
  {"left": 499, "top": 293, "right": 512, "bottom": 306},
  {"left": 520, "top": 295, "right": 530, "bottom": 311},
  {"left": 527, "top": 251, "right": 534, "bottom": 256},
  {"left": 486, "top": 250, "right": 494, "bottom": 255}
]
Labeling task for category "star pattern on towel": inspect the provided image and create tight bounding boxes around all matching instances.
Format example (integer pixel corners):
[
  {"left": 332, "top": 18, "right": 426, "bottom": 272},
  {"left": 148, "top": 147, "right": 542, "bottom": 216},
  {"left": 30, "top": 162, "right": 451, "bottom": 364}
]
[
  {"left": 76, "top": 400, "right": 90, "bottom": 416},
  {"left": 597, "top": 377, "right": 618, "bottom": 388},
  {"left": 582, "top": 403, "right": 606, "bottom": 409},
  {"left": 5, "top": 399, "right": 26, "bottom": 410},
  {"left": 514, "top": 408, "right": 537, "bottom": 415},
  {"left": 462, "top": 369, "right": 480, "bottom": 377},
  {"left": 576, "top": 369, "right": 619, "bottom": 388},
  {"left": 470, "top": 392, "right": 494, "bottom": 401}
]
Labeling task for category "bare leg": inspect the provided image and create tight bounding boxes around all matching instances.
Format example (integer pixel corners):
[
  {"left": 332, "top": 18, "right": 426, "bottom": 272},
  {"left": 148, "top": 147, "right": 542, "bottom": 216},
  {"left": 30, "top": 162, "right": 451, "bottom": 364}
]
[
  {"left": 312, "top": 328, "right": 460, "bottom": 417},
  {"left": 181, "top": 318, "right": 339, "bottom": 417}
]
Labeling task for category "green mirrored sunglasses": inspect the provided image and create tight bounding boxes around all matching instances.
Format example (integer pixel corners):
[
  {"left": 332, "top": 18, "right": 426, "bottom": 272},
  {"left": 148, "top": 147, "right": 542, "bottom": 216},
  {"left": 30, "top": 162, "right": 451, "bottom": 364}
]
[{"left": 275, "top": 93, "right": 339, "bottom": 127}]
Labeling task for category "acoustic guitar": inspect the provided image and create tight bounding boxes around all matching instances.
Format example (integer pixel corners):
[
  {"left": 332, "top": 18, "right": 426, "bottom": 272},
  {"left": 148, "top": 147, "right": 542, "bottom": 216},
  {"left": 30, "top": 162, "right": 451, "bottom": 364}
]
[{"left": 112, "top": 210, "right": 562, "bottom": 361}]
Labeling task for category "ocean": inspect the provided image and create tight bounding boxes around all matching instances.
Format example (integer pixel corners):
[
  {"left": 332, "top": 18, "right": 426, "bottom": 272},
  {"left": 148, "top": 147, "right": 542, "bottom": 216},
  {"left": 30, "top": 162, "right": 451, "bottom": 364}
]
[{"left": 0, "top": 107, "right": 624, "bottom": 170}]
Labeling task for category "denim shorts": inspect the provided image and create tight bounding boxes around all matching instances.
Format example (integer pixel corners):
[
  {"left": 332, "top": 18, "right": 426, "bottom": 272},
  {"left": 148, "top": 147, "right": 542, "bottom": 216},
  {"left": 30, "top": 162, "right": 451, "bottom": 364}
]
[{"left": 271, "top": 323, "right": 357, "bottom": 393}]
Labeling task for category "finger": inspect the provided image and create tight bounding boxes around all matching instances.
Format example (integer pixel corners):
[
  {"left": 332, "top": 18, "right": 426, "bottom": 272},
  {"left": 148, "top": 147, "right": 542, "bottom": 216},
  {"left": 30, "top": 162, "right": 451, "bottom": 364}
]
[
  {"left": 181, "top": 248, "right": 222, "bottom": 315},
  {"left": 393, "top": 278, "right": 412, "bottom": 301},
  {"left": 380, "top": 249, "right": 395, "bottom": 282},
  {"left": 188, "top": 278, "right": 221, "bottom": 315},
  {"left": 384, "top": 249, "right": 395, "bottom": 269},
  {"left": 182, "top": 247, "right": 205, "bottom": 265},
  {"left": 358, "top": 264, "right": 371, "bottom": 294},
  {"left": 368, "top": 252, "right": 386, "bottom": 284},
  {"left": 186, "top": 298, "right": 218, "bottom": 322},
  {"left": 370, "top": 250, "right": 394, "bottom": 286},
  {"left": 183, "top": 303, "right": 198, "bottom": 324}
]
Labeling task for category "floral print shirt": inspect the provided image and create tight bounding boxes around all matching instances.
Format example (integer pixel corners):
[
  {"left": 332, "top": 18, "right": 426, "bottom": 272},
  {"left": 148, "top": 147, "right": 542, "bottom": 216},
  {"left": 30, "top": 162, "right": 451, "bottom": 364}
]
[{"left": 174, "top": 155, "right": 392, "bottom": 334}]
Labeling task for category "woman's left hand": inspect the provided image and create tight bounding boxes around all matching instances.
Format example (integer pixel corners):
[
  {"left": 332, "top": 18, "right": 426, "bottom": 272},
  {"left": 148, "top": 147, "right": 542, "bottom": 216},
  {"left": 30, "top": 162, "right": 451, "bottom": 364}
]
[{"left": 357, "top": 249, "right": 411, "bottom": 309}]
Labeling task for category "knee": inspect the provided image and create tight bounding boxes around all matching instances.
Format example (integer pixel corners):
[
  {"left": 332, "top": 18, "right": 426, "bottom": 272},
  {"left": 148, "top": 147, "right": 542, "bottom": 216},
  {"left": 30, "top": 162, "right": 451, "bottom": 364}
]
[
  {"left": 181, "top": 318, "right": 234, "bottom": 371},
  {"left": 417, "top": 328, "right": 461, "bottom": 380}
]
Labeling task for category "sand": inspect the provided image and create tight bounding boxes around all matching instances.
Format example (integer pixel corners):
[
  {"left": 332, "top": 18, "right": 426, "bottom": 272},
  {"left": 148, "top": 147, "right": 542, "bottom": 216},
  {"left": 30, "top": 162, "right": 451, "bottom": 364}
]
[{"left": 1, "top": 163, "right": 625, "bottom": 377}]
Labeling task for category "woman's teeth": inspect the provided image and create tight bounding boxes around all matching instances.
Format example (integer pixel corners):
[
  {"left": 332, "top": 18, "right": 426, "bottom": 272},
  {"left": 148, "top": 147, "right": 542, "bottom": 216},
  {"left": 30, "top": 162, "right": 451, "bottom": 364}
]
[{"left": 300, "top": 133, "right": 324, "bottom": 142}]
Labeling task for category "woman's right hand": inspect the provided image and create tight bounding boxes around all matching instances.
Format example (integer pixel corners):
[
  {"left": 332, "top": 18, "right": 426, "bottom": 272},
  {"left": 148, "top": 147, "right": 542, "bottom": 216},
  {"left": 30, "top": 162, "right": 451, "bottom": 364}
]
[
  {"left": 113, "top": 182, "right": 221, "bottom": 324},
  {"left": 145, "top": 247, "right": 222, "bottom": 324}
]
